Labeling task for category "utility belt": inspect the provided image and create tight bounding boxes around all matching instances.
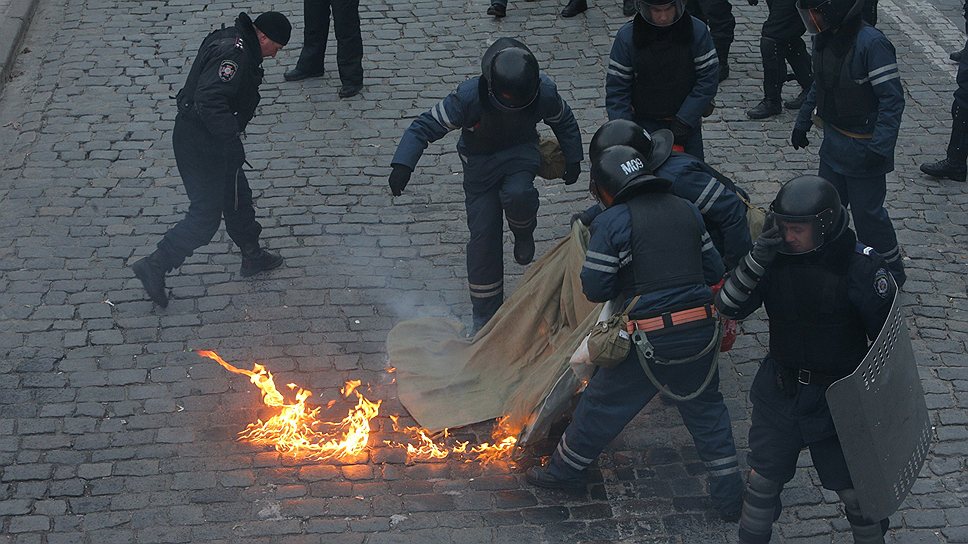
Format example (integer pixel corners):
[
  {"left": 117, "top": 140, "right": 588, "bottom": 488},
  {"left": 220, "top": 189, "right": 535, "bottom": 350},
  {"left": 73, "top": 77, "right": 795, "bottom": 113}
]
[
  {"left": 774, "top": 363, "right": 847, "bottom": 396},
  {"left": 812, "top": 114, "right": 873, "bottom": 139},
  {"left": 630, "top": 303, "right": 722, "bottom": 402},
  {"left": 626, "top": 303, "right": 717, "bottom": 334}
]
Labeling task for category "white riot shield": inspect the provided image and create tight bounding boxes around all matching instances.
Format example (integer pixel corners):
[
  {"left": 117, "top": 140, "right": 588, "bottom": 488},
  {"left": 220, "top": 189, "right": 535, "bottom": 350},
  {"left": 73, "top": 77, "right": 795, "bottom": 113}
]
[{"left": 825, "top": 289, "right": 931, "bottom": 521}]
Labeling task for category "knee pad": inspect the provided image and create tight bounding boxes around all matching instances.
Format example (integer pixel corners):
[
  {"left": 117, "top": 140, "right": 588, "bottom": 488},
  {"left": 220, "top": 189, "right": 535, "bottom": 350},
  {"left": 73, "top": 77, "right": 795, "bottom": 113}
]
[
  {"left": 739, "top": 470, "right": 783, "bottom": 543},
  {"left": 837, "top": 488, "right": 888, "bottom": 544}
]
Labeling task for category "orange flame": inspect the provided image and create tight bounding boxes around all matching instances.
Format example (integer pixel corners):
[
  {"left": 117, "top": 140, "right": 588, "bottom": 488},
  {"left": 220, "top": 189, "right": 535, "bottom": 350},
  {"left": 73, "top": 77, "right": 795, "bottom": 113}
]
[{"left": 199, "top": 350, "right": 517, "bottom": 465}]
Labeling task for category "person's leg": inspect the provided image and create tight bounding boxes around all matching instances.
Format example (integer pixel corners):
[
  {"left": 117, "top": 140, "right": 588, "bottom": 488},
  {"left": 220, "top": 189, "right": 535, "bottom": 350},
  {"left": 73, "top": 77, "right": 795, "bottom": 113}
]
[
  {"left": 673, "top": 353, "right": 743, "bottom": 519},
  {"left": 696, "top": 0, "right": 736, "bottom": 81},
  {"left": 464, "top": 167, "right": 506, "bottom": 331},
  {"left": 528, "top": 353, "right": 659, "bottom": 487},
  {"left": 499, "top": 170, "right": 540, "bottom": 265},
  {"left": 222, "top": 168, "right": 283, "bottom": 276},
  {"left": 843, "top": 172, "right": 905, "bottom": 286},
  {"left": 294, "top": 0, "right": 331, "bottom": 73},
  {"left": 331, "top": 0, "right": 364, "bottom": 93},
  {"left": 809, "top": 436, "right": 889, "bottom": 544},
  {"left": 747, "top": 36, "right": 784, "bottom": 119},
  {"left": 783, "top": 37, "right": 813, "bottom": 109}
]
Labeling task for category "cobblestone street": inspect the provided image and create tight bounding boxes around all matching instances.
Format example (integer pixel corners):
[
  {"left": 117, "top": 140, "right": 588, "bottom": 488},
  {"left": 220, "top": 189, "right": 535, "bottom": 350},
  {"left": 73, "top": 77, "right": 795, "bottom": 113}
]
[{"left": 0, "top": 0, "right": 966, "bottom": 542}]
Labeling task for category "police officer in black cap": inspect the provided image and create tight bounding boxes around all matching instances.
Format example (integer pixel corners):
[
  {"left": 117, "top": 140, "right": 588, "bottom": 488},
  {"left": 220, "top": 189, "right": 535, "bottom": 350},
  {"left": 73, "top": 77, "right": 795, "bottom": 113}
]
[
  {"left": 131, "top": 11, "right": 291, "bottom": 308},
  {"left": 581, "top": 119, "right": 751, "bottom": 270},
  {"left": 715, "top": 175, "right": 896, "bottom": 544},
  {"left": 526, "top": 144, "right": 743, "bottom": 523},
  {"left": 388, "top": 38, "right": 583, "bottom": 331},
  {"left": 791, "top": 0, "right": 906, "bottom": 287}
]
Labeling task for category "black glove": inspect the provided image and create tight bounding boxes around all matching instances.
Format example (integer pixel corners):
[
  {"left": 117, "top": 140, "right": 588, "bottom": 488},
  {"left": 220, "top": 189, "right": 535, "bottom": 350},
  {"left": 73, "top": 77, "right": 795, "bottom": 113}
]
[
  {"left": 671, "top": 118, "right": 692, "bottom": 146},
  {"left": 570, "top": 204, "right": 600, "bottom": 226},
  {"left": 750, "top": 213, "right": 782, "bottom": 267},
  {"left": 791, "top": 127, "right": 810, "bottom": 150},
  {"left": 563, "top": 162, "right": 581, "bottom": 185},
  {"left": 388, "top": 164, "right": 412, "bottom": 196},
  {"left": 862, "top": 149, "right": 885, "bottom": 168}
]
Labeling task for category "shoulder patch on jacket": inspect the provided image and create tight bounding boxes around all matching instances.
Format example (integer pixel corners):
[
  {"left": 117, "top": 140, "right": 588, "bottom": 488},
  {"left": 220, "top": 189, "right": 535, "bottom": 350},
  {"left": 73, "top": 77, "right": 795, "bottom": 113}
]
[
  {"left": 218, "top": 60, "right": 238, "bottom": 82},
  {"left": 873, "top": 268, "right": 891, "bottom": 298}
]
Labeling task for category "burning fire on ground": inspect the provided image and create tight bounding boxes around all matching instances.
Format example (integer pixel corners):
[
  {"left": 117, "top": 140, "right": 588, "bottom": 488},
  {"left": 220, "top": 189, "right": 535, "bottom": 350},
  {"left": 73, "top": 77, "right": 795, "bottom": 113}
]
[{"left": 196, "top": 350, "right": 517, "bottom": 465}]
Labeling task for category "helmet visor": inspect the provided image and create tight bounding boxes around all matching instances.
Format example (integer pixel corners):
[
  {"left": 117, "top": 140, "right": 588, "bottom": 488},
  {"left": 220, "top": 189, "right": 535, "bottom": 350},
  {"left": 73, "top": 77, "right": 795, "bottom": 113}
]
[
  {"left": 636, "top": 0, "right": 686, "bottom": 27},
  {"left": 796, "top": 0, "right": 833, "bottom": 34},
  {"left": 488, "top": 86, "right": 538, "bottom": 111},
  {"left": 771, "top": 207, "right": 834, "bottom": 254}
]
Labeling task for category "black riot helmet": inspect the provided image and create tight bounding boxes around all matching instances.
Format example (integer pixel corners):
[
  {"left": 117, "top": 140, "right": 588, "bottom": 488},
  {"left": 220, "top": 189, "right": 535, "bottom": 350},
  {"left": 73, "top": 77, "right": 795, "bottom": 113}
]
[
  {"left": 589, "top": 120, "right": 675, "bottom": 171},
  {"left": 796, "top": 0, "right": 864, "bottom": 34},
  {"left": 590, "top": 145, "right": 673, "bottom": 207},
  {"left": 635, "top": 0, "right": 687, "bottom": 27},
  {"left": 481, "top": 38, "right": 540, "bottom": 112},
  {"left": 769, "top": 175, "right": 848, "bottom": 255}
]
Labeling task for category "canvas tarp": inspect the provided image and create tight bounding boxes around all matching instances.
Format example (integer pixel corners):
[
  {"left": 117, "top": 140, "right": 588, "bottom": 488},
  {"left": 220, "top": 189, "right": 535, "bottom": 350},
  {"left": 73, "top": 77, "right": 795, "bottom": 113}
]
[{"left": 386, "top": 223, "right": 602, "bottom": 444}]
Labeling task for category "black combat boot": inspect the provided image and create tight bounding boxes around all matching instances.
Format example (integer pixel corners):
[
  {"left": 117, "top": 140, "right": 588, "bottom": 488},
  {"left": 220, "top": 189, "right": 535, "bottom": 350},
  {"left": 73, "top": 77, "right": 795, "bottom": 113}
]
[
  {"left": 513, "top": 231, "right": 536, "bottom": 265},
  {"left": 784, "top": 37, "right": 813, "bottom": 110},
  {"left": 922, "top": 104, "right": 968, "bottom": 182},
  {"left": 747, "top": 37, "right": 783, "bottom": 119},
  {"left": 486, "top": 3, "right": 506, "bottom": 17},
  {"left": 240, "top": 244, "right": 285, "bottom": 277},
  {"left": 131, "top": 252, "right": 170, "bottom": 308}
]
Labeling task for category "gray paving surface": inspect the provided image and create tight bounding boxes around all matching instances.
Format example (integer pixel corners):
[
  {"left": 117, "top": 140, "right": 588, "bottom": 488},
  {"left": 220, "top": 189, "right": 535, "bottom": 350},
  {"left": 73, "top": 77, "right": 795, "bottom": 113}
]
[{"left": 0, "top": 0, "right": 966, "bottom": 542}]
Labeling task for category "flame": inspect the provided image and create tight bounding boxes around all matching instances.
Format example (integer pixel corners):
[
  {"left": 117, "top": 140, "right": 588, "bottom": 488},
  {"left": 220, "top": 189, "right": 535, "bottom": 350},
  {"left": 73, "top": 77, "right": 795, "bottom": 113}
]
[{"left": 199, "top": 350, "right": 517, "bottom": 465}]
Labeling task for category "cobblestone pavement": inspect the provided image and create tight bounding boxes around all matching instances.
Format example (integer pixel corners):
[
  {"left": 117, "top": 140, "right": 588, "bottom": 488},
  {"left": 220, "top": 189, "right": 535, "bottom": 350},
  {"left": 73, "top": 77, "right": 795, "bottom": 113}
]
[{"left": 0, "top": 0, "right": 966, "bottom": 542}]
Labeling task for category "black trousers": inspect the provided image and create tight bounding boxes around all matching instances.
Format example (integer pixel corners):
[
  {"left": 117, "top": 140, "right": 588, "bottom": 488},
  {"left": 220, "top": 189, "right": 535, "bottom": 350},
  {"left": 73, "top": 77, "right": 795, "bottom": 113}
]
[
  {"left": 295, "top": 0, "right": 364, "bottom": 86},
  {"left": 156, "top": 116, "right": 262, "bottom": 270},
  {"left": 687, "top": 0, "right": 736, "bottom": 50}
]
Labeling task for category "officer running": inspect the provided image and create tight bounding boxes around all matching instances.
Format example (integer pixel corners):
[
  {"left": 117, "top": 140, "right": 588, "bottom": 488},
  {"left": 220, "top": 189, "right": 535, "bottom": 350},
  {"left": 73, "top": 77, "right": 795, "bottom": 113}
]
[
  {"left": 526, "top": 143, "right": 743, "bottom": 523},
  {"left": 387, "top": 38, "right": 583, "bottom": 331},
  {"left": 715, "top": 175, "right": 897, "bottom": 544},
  {"left": 580, "top": 119, "right": 751, "bottom": 270},
  {"left": 791, "top": 0, "right": 906, "bottom": 286},
  {"left": 606, "top": 0, "right": 719, "bottom": 161},
  {"left": 131, "top": 11, "right": 291, "bottom": 308}
]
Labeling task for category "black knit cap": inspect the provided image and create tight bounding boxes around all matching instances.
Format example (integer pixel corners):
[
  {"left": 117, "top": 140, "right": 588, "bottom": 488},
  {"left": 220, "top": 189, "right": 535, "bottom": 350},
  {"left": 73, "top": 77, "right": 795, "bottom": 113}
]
[{"left": 254, "top": 11, "right": 292, "bottom": 46}]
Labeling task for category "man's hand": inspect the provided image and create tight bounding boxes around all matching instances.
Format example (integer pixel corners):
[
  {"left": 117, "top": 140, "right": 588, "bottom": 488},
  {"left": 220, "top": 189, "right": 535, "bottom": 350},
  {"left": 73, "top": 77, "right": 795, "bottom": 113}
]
[
  {"left": 750, "top": 213, "right": 783, "bottom": 267},
  {"left": 671, "top": 118, "right": 692, "bottom": 146},
  {"left": 791, "top": 127, "right": 810, "bottom": 150},
  {"left": 388, "top": 164, "right": 413, "bottom": 196},
  {"left": 563, "top": 162, "right": 581, "bottom": 185}
]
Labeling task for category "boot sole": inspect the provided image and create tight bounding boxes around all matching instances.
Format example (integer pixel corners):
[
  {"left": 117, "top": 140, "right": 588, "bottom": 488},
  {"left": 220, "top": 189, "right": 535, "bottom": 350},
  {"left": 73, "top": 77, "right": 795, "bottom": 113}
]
[
  {"left": 131, "top": 260, "right": 169, "bottom": 308},
  {"left": 920, "top": 166, "right": 967, "bottom": 182}
]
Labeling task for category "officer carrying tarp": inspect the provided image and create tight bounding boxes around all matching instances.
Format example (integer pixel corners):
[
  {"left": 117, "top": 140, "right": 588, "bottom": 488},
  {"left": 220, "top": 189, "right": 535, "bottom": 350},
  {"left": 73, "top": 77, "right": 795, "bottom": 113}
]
[
  {"left": 387, "top": 38, "right": 583, "bottom": 331},
  {"left": 526, "top": 141, "right": 744, "bottom": 523},
  {"left": 716, "top": 175, "right": 928, "bottom": 544}
]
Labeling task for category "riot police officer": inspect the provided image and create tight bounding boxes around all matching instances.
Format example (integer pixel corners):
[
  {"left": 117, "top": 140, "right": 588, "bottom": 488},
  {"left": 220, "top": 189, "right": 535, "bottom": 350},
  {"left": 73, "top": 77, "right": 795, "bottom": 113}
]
[
  {"left": 131, "top": 11, "right": 291, "bottom": 308},
  {"left": 606, "top": 0, "right": 720, "bottom": 160},
  {"left": 583, "top": 119, "right": 752, "bottom": 270},
  {"left": 715, "top": 175, "right": 896, "bottom": 544},
  {"left": 791, "top": 0, "right": 906, "bottom": 287},
  {"left": 388, "top": 38, "right": 583, "bottom": 331},
  {"left": 920, "top": 51, "right": 968, "bottom": 182},
  {"left": 527, "top": 144, "right": 743, "bottom": 523},
  {"left": 746, "top": 0, "right": 813, "bottom": 119}
]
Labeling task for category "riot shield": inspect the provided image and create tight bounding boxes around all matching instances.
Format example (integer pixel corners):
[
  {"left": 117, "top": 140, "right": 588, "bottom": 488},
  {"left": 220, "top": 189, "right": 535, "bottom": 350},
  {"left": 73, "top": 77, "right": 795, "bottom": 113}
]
[{"left": 825, "top": 289, "right": 931, "bottom": 521}]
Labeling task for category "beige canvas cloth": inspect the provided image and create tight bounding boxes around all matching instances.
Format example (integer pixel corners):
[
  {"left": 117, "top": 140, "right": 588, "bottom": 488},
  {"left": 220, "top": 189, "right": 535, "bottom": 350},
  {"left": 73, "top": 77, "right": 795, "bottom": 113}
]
[{"left": 387, "top": 223, "right": 601, "bottom": 441}]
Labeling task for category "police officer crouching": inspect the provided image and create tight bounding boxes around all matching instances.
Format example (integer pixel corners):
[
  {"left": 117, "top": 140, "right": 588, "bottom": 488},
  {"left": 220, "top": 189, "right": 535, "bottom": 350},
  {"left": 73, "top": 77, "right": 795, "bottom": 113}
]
[
  {"left": 131, "top": 11, "right": 291, "bottom": 308},
  {"left": 715, "top": 176, "right": 896, "bottom": 543},
  {"left": 526, "top": 144, "right": 743, "bottom": 523},
  {"left": 388, "top": 38, "right": 583, "bottom": 331}
]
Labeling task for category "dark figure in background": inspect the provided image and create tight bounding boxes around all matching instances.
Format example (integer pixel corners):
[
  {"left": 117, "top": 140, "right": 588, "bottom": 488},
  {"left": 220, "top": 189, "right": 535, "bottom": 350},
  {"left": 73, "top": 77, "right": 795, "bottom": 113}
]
[
  {"left": 920, "top": 51, "right": 968, "bottom": 182},
  {"left": 131, "top": 12, "right": 291, "bottom": 308},
  {"left": 526, "top": 143, "right": 743, "bottom": 522},
  {"left": 950, "top": 1, "right": 968, "bottom": 62},
  {"left": 686, "top": 0, "right": 735, "bottom": 81},
  {"left": 791, "top": 0, "right": 906, "bottom": 287},
  {"left": 716, "top": 175, "right": 896, "bottom": 544},
  {"left": 283, "top": 0, "right": 363, "bottom": 98},
  {"left": 746, "top": 0, "right": 813, "bottom": 119},
  {"left": 388, "top": 38, "right": 583, "bottom": 331},
  {"left": 607, "top": 0, "right": 720, "bottom": 160},
  {"left": 580, "top": 119, "right": 752, "bottom": 271}
]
